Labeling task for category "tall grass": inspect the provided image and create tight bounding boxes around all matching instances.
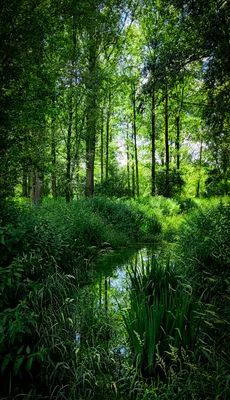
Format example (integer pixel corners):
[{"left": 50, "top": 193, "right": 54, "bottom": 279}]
[
  {"left": 0, "top": 197, "right": 161, "bottom": 399},
  {"left": 177, "top": 200, "right": 230, "bottom": 297},
  {"left": 122, "top": 257, "right": 200, "bottom": 379}
]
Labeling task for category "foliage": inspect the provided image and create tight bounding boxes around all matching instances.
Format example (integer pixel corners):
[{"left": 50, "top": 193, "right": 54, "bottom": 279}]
[
  {"left": 122, "top": 257, "right": 199, "bottom": 379},
  {"left": 178, "top": 200, "right": 230, "bottom": 279},
  {"left": 0, "top": 196, "right": 160, "bottom": 398},
  {"left": 156, "top": 168, "right": 185, "bottom": 198},
  {"left": 137, "top": 196, "right": 180, "bottom": 217},
  {"left": 91, "top": 196, "right": 161, "bottom": 239},
  {"left": 0, "top": 254, "right": 77, "bottom": 399}
]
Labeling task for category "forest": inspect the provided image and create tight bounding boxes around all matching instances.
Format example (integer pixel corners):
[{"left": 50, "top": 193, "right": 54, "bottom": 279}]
[{"left": 0, "top": 0, "right": 229, "bottom": 399}]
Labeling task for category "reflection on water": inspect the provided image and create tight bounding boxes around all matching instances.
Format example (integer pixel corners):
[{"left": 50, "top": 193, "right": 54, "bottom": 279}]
[{"left": 74, "top": 245, "right": 167, "bottom": 356}]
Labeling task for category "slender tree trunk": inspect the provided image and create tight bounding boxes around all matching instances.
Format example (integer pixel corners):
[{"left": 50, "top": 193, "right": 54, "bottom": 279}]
[
  {"left": 51, "top": 117, "right": 57, "bottom": 198},
  {"left": 85, "top": 42, "right": 97, "bottom": 197},
  {"left": 196, "top": 136, "right": 203, "bottom": 198},
  {"left": 175, "top": 115, "right": 180, "bottom": 171},
  {"left": 31, "top": 168, "right": 43, "bottom": 203},
  {"left": 165, "top": 89, "right": 170, "bottom": 197},
  {"left": 22, "top": 169, "right": 28, "bottom": 197},
  {"left": 28, "top": 170, "right": 31, "bottom": 199},
  {"left": 71, "top": 113, "right": 82, "bottom": 187},
  {"left": 151, "top": 90, "right": 156, "bottom": 196},
  {"left": 85, "top": 97, "right": 96, "bottom": 197},
  {"left": 131, "top": 133, "right": 135, "bottom": 197},
  {"left": 126, "top": 127, "right": 130, "bottom": 195},
  {"left": 99, "top": 273, "right": 102, "bottom": 306},
  {"left": 66, "top": 23, "right": 76, "bottom": 202},
  {"left": 101, "top": 109, "right": 104, "bottom": 183},
  {"left": 85, "top": 132, "right": 96, "bottom": 197},
  {"left": 132, "top": 89, "right": 139, "bottom": 197},
  {"left": 105, "top": 92, "right": 111, "bottom": 181},
  {"left": 105, "top": 277, "right": 108, "bottom": 314},
  {"left": 66, "top": 95, "right": 73, "bottom": 203}
]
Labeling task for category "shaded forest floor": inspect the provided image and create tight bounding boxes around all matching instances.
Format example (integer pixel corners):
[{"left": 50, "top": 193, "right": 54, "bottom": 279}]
[{"left": 0, "top": 196, "right": 230, "bottom": 399}]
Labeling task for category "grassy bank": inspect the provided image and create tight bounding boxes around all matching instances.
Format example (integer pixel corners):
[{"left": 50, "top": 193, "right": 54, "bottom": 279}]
[
  {"left": 0, "top": 196, "right": 229, "bottom": 399},
  {"left": 120, "top": 197, "right": 230, "bottom": 399},
  {"left": 0, "top": 196, "right": 161, "bottom": 399}
]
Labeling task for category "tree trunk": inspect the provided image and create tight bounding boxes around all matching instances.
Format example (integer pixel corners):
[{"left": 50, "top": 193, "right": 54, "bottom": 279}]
[
  {"left": 100, "top": 109, "right": 104, "bottom": 183},
  {"left": 85, "top": 117, "right": 96, "bottom": 197},
  {"left": 132, "top": 89, "right": 139, "bottom": 197},
  {"left": 71, "top": 113, "right": 82, "bottom": 188},
  {"left": 85, "top": 42, "right": 97, "bottom": 197},
  {"left": 196, "top": 136, "right": 203, "bottom": 198},
  {"left": 126, "top": 127, "right": 130, "bottom": 195},
  {"left": 175, "top": 115, "right": 180, "bottom": 171},
  {"left": 105, "top": 277, "right": 108, "bottom": 313},
  {"left": 66, "top": 95, "right": 73, "bottom": 203},
  {"left": 131, "top": 133, "right": 135, "bottom": 197},
  {"left": 151, "top": 90, "right": 156, "bottom": 196},
  {"left": 105, "top": 91, "right": 111, "bottom": 181},
  {"left": 66, "top": 22, "right": 76, "bottom": 202},
  {"left": 22, "top": 169, "right": 28, "bottom": 197},
  {"left": 165, "top": 89, "right": 170, "bottom": 197},
  {"left": 31, "top": 168, "right": 43, "bottom": 203},
  {"left": 51, "top": 117, "right": 57, "bottom": 198}
]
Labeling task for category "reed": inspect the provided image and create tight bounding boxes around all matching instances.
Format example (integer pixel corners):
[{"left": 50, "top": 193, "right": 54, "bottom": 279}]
[{"left": 122, "top": 257, "right": 199, "bottom": 378}]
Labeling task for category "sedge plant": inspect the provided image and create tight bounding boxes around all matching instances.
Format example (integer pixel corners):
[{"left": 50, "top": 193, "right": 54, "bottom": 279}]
[{"left": 122, "top": 257, "right": 200, "bottom": 379}]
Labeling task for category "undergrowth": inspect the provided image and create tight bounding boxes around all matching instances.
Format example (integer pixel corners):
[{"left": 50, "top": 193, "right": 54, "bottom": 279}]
[
  {"left": 0, "top": 196, "right": 160, "bottom": 399},
  {"left": 1, "top": 195, "right": 229, "bottom": 399}
]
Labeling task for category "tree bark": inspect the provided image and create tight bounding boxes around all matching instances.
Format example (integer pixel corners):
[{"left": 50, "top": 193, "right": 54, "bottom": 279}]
[
  {"left": 126, "top": 126, "right": 130, "bottom": 195},
  {"left": 131, "top": 133, "right": 135, "bottom": 197},
  {"left": 66, "top": 95, "right": 73, "bottom": 203},
  {"left": 51, "top": 117, "right": 57, "bottom": 198},
  {"left": 22, "top": 169, "right": 28, "bottom": 197},
  {"left": 100, "top": 109, "right": 104, "bottom": 183},
  {"left": 132, "top": 89, "right": 139, "bottom": 197},
  {"left": 71, "top": 113, "right": 83, "bottom": 188},
  {"left": 196, "top": 136, "right": 203, "bottom": 198},
  {"left": 165, "top": 89, "right": 170, "bottom": 197},
  {"left": 85, "top": 116, "right": 96, "bottom": 197},
  {"left": 31, "top": 168, "right": 43, "bottom": 203},
  {"left": 175, "top": 115, "right": 180, "bottom": 171},
  {"left": 151, "top": 90, "right": 156, "bottom": 196},
  {"left": 105, "top": 277, "right": 108, "bottom": 314},
  {"left": 85, "top": 42, "right": 97, "bottom": 197},
  {"left": 66, "top": 22, "right": 76, "bottom": 202},
  {"left": 105, "top": 91, "right": 111, "bottom": 181}
]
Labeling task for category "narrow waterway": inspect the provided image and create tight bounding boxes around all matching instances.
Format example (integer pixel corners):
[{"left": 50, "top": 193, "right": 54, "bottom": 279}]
[{"left": 74, "top": 244, "right": 169, "bottom": 360}]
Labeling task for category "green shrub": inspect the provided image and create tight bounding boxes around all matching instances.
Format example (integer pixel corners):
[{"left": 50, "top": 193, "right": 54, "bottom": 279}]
[
  {"left": 137, "top": 196, "right": 180, "bottom": 217},
  {"left": 175, "top": 197, "right": 199, "bottom": 213},
  {"left": 178, "top": 200, "right": 230, "bottom": 278}
]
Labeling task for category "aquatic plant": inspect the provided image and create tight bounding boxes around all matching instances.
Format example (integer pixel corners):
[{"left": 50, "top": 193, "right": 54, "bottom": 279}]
[{"left": 122, "top": 258, "right": 199, "bottom": 378}]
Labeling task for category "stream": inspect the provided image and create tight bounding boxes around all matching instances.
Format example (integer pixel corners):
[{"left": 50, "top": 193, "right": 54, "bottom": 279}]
[{"left": 74, "top": 244, "right": 169, "bottom": 360}]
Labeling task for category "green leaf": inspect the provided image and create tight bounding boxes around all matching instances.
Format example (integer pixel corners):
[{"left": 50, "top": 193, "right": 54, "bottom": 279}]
[
  {"left": 1, "top": 355, "right": 11, "bottom": 373},
  {"left": 17, "top": 345, "right": 24, "bottom": 355},
  {"left": 14, "top": 357, "right": 24, "bottom": 375},
  {"left": 26, "top": 357, "right": 33, "bottom": 372}
]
